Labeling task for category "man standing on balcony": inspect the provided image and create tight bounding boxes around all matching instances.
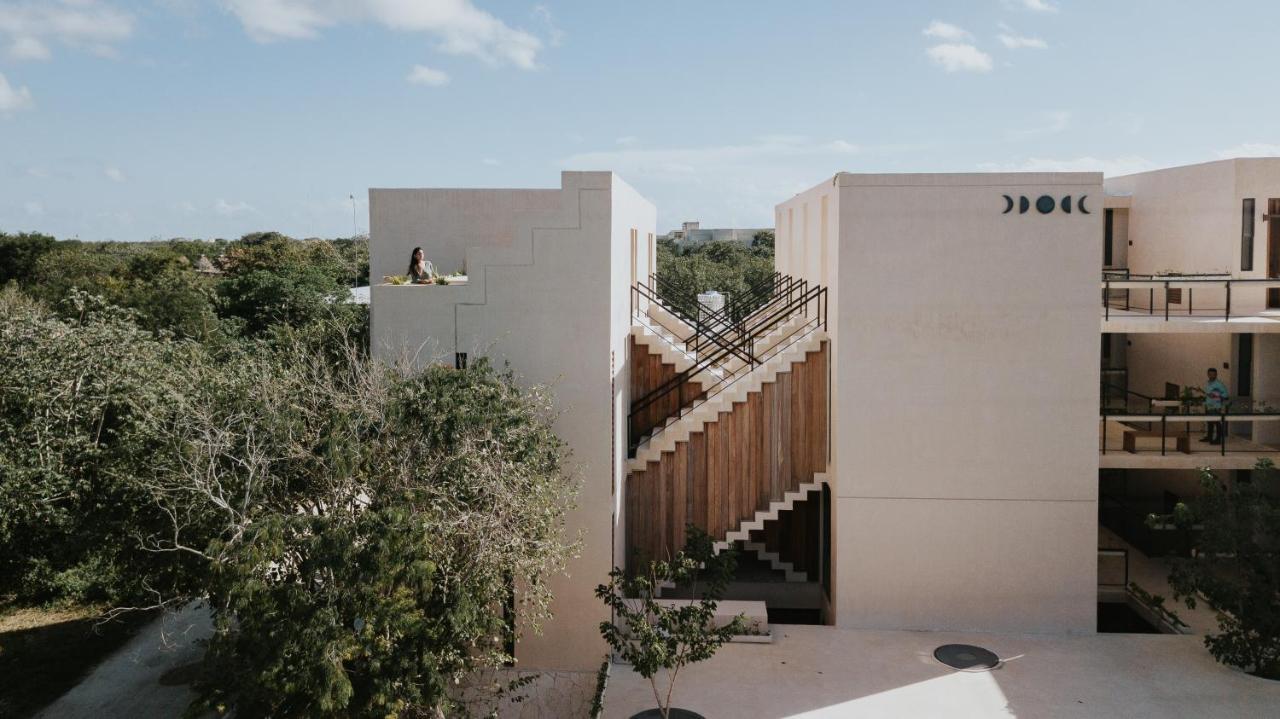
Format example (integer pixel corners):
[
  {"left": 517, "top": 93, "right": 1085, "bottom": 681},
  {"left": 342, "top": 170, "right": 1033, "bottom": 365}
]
[{"left": 1202, "top": 368, "right": 1229, "bottom": 444}]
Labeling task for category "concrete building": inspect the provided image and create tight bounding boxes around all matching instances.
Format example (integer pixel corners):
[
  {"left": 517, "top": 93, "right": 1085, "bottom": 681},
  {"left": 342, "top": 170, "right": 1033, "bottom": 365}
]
[
  {"left": 660, "top": 220, "right": 772, "bottom": 250},
  {"left": 367, "top": 158, "right": 1280, "bottom": 686}
]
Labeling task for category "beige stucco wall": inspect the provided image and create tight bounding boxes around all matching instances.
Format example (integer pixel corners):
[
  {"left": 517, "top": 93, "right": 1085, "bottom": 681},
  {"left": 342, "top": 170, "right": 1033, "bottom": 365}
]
[
  {"left": 1106, "top": 158, "right": 1280, "bottom": 314},
  {"left": 780, "top": 172, "right": 1101, "bottom": 633},
  {"left": 369, "top": 172, "right": 655, "bottom": 672},
  {"left": 1125, "top": 333, "right": 1231, "bottom": 401},
  {"left": 1252, "top": 334, "right": 1280, "bottom": 446}
]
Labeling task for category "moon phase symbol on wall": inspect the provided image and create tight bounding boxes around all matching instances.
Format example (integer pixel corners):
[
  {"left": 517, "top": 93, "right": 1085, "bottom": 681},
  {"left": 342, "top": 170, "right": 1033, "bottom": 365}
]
[{"left": 1001, "top": 194, "right": 1092, "bottom": 215}]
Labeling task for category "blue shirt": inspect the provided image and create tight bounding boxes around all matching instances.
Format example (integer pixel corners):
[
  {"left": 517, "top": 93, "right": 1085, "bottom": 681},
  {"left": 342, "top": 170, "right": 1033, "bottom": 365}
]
[{"left": 1204, "top": 379, "right": 1228, "bottom": 411}]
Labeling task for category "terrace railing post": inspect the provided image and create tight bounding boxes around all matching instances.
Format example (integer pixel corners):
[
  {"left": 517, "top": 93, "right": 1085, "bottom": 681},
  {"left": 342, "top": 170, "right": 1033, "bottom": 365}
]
[
  {"left": 1221, "top": 415, "right": 1227, "bottom": 456},
  {"left": 1225, "top": 281, "right": 1231, "bottom": 321},
  {"left": 1164, "top": 281, "right": 1170, "bottom": 321},
  {"left": 1188, "top": 287, "right": 1193, "bottom": 315},
  {"left": 1104, "top": 279, "right": 1111, "bottom": 321},
  {"left": 1161, "top": 415, "right": 1167, "bottom": 456}
]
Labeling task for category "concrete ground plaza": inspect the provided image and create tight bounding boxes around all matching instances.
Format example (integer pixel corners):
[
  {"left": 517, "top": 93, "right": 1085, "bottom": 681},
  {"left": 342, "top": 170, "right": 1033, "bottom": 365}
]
[{"left": 604, "top": 625, "right": 1280, "bottom": 718}]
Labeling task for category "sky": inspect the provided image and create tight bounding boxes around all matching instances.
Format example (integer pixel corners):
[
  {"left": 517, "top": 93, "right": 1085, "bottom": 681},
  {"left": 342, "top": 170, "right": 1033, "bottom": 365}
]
[{"left": 1, "top": 0, "right": 1278, "bottom": 242}]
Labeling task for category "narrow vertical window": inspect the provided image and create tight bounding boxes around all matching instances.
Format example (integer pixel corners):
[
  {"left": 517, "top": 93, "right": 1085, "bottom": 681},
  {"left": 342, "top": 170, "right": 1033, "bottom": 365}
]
[
  {"left": 1242, "top": 198, "right": 1256, "bottom": 271},
  {"left": 630, "top": 228, "right": 638, "bottom": 285},
  {"left": 1104, "top": 209, "right": 1114, "bottom": 267}
]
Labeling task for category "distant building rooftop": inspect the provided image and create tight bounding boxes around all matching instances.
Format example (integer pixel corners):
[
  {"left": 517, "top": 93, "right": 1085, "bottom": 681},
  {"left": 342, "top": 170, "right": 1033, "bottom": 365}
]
[{"left": 659, "top": 220, "right": 772, "bottom": 248}]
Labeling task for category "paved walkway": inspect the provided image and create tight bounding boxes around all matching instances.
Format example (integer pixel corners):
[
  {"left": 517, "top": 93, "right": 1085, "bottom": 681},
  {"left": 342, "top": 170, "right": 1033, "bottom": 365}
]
[
  {"left": 605, "top": 625, "right": 1280, "bottom": 718},
  {"left": 35, "top": 604, "right": 211, "bottom": 719}
]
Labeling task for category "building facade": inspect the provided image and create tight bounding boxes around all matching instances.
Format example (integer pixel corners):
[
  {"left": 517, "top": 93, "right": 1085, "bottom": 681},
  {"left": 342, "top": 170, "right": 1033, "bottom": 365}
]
[
  {"left": 659, "top": 220, "right": 772, "bottom": 250},
  {"left": 368, "top": 158, "right": 1280, "bottom": 675}
]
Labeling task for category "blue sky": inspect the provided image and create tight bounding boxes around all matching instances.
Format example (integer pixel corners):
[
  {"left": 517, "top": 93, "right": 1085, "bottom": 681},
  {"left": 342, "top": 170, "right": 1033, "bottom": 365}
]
[{"left": 1, "top": 0, "right": 1277, "bottom": 241}]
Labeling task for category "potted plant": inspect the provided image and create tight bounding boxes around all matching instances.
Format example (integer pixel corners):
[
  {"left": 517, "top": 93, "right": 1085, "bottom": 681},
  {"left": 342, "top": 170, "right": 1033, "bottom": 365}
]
[
  {"left": 1179, "top": 385, "right": 1205, "bottom": 414},
  {"left": 596, "top": 527, "right": 745, "bottom": 719}
]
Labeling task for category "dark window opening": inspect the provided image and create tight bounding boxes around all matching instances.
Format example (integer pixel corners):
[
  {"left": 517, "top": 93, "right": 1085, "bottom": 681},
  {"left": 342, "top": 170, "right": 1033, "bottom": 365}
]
[
  {"left": 1166, "top": 288, "right": 1182, "bottom": 305},
  {"left": 1104, "top": 209, "right": 1115, "bottom": 266},
  {"left": 1242, "top": 198, "right": 1255, "bottom": 271},
  {"left": 1238, "top": 334, "right": 1253, "bottom": 398}
]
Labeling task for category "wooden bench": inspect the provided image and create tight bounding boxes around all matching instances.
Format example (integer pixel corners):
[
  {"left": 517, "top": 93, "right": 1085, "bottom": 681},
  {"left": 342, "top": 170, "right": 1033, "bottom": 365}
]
[{"left": 1122, "top": 428, "right": 1190, "bottom": 454}]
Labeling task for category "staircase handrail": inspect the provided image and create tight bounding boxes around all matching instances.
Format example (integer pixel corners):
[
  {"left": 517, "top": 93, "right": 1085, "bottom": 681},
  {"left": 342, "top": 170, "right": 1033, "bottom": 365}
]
[{"left": 629, "top": 283, "right": 827, "bottom": 455}]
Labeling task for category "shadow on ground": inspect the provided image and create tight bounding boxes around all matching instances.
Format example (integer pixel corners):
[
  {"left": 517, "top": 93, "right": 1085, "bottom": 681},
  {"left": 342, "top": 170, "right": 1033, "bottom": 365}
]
[{"left": 0, "top": 607, "right": 155, "bottom": 718}]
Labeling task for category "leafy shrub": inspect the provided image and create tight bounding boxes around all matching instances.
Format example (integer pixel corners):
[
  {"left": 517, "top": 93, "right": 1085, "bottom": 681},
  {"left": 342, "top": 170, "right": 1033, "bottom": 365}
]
[
  {"left": 596, "top": 527, "right": 744, "bottom": 719},
  {"left": 1153, "top": 459, "right": 1280, "bottom": 679}
]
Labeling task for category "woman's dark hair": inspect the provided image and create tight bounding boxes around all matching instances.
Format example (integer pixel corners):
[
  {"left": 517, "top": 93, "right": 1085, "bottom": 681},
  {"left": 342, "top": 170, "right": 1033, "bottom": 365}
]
[{"left": 408, "top": 246, "right": 423, "bottom": 275}]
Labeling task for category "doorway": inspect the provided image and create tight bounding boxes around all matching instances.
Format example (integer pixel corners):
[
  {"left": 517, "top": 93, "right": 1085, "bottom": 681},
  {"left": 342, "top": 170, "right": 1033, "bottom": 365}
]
[{"left": 1268, "top": 199, "right": 1280, "bottom": 308}]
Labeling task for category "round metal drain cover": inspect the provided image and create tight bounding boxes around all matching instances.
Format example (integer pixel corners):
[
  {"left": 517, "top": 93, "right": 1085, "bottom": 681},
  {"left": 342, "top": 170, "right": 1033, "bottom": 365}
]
[{"left": 934, "top": 644, "right": 1000, "bottom": 671}]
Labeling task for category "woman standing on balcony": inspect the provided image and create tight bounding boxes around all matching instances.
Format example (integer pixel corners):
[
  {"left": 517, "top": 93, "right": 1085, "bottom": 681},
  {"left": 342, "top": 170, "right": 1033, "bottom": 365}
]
[{"left": 408, "top": 246, "right": 435, "bottom": 283}]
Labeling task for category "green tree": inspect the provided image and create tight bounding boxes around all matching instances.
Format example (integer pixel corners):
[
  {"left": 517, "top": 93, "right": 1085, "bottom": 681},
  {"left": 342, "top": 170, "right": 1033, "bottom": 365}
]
[
  {"left": 0, "top": 289, "right": 198, "bottom": 604},
  {"left": 115, "top": 248, "right": 222, "bottom": 340},
  {"left": 752, "top": 230, "right": 775, "bottom": 254},
  {"left": 596, "top": 528, "right": 746, "bottom": 719},
  {"left": 1, "top": 288, "right": 579, "bottom": 716},
  {"left": 1153, "top": 459, "right": 1280, "bottom": 679},
  {"left": 0, "top": 232, "right": 56, "bottom": 286},
  {"left": 159, "top": 355, "right": 578, "bottom": 717},
  {"left": 28, "top": 245, "right": 124, "bottom": 307},
  {"left": 655, "top": 240, "right": 775, "bottom": 323}
]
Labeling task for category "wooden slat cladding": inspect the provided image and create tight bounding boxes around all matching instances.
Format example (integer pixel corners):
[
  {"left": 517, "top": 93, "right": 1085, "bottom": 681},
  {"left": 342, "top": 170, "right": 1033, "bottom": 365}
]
[
  {"left": 629, "top": 337, "right": 706, "bottom": 449},
  {"left": 626, "top": 342, "right": 828, "bottom": 574}
]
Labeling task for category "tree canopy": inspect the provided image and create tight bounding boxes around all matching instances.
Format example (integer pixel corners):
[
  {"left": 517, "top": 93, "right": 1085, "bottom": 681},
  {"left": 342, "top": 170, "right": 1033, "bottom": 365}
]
[{"left": 0, "top": 229, "right": 576, "bottom": 716}]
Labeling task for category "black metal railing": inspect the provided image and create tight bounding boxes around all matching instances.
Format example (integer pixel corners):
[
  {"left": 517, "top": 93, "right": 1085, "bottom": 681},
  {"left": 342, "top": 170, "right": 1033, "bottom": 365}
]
[
  {"left": 1100, "top": 397, "right": 1280, "bottom": 457},
  {"left": 649, "top": 270, "right": 791, "bottom": 344},
  {"left": 632, "top": 281, "right": 756, "bottom": 366},
  {"left": 1102, "top": 270, "right": 1280, "bottom": 321},
  {"left": 629, "top": 279, "right": 827, "bottom": 456}
]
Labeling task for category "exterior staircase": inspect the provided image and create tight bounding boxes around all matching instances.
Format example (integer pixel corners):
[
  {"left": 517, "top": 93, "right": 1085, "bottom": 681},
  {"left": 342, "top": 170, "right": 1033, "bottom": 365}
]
[
  {"left": 628, "top": 330, "right": 827, "bottom": 471},
  {"left": 718, "top": 475, "right": 826, "bottom": 581},
  {"left": 626, "top": 274, "right": 830, "bottom": 583}
]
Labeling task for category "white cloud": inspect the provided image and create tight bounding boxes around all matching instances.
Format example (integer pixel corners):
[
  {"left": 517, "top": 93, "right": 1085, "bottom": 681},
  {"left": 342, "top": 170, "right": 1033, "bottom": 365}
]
[
  {"left": 564, "top": 136, "right": 859, "bottom": 178},
  {"left": 1217, "top": 143, "right": 1280, "bottom": 158},
  {"left": 215, "top": 198, "right": 255, "bottom": 215},
  {"left": 104, "top": 166, "right": 126, "bottom": 183},
  {"left": 23, "top": 200, "right": 43, "bottom": 216},
  {"left": 616, "top": 135, "right": 638, "bottom": 146},
  {"left": 561, "top": 135, "right": 867, "bottom": 230},
  {"left": 222, "top": 0, "right": 543, "bottom": 69},
  {"left": 0, "top": 1, "right": 134, "bottom": 59},
  {"left": 926, "top": 43, "right": 993, "bottom": 73},
  {"left": 0, "top": 72, "right": 34, "bottom": 115},
  {"left": 406, "top": 64, "right": 449, "bottom": 86},
  {"left": 531, "top": 4, "right": 562, "bottom": 47},
  {"left": 1006, "top": 0, "right": 1059, "bottom": 12},
  {"left": 977, "top": 155, "right": 1156, "bottom": 177},
  {"left": 997, "top": 24, "right": 1048, "bottom": 49},
  {"left": 480, "top": 157, "right": 500, "bottom": 166},
  {"left": 8, "top": 35, "right": 49, "bottom": 60},
  {"left": 922, "top": 21, "right": 971, "bottom": 41}
]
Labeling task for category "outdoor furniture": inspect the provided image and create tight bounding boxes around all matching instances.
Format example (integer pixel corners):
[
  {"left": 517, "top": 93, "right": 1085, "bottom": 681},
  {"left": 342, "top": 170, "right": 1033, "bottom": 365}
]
[{"left": 1122, "top": 428, "right": 1190, "bottom": 454}]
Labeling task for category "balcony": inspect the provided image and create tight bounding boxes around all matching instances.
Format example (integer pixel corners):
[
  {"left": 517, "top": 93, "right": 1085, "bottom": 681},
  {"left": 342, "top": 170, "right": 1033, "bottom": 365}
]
[
  {"left": 1101, "top": 270, "right": 1280, "bottom": 332},
  {"left": 1100, "top": 393, "right": 1280, "bottom": 468}
]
